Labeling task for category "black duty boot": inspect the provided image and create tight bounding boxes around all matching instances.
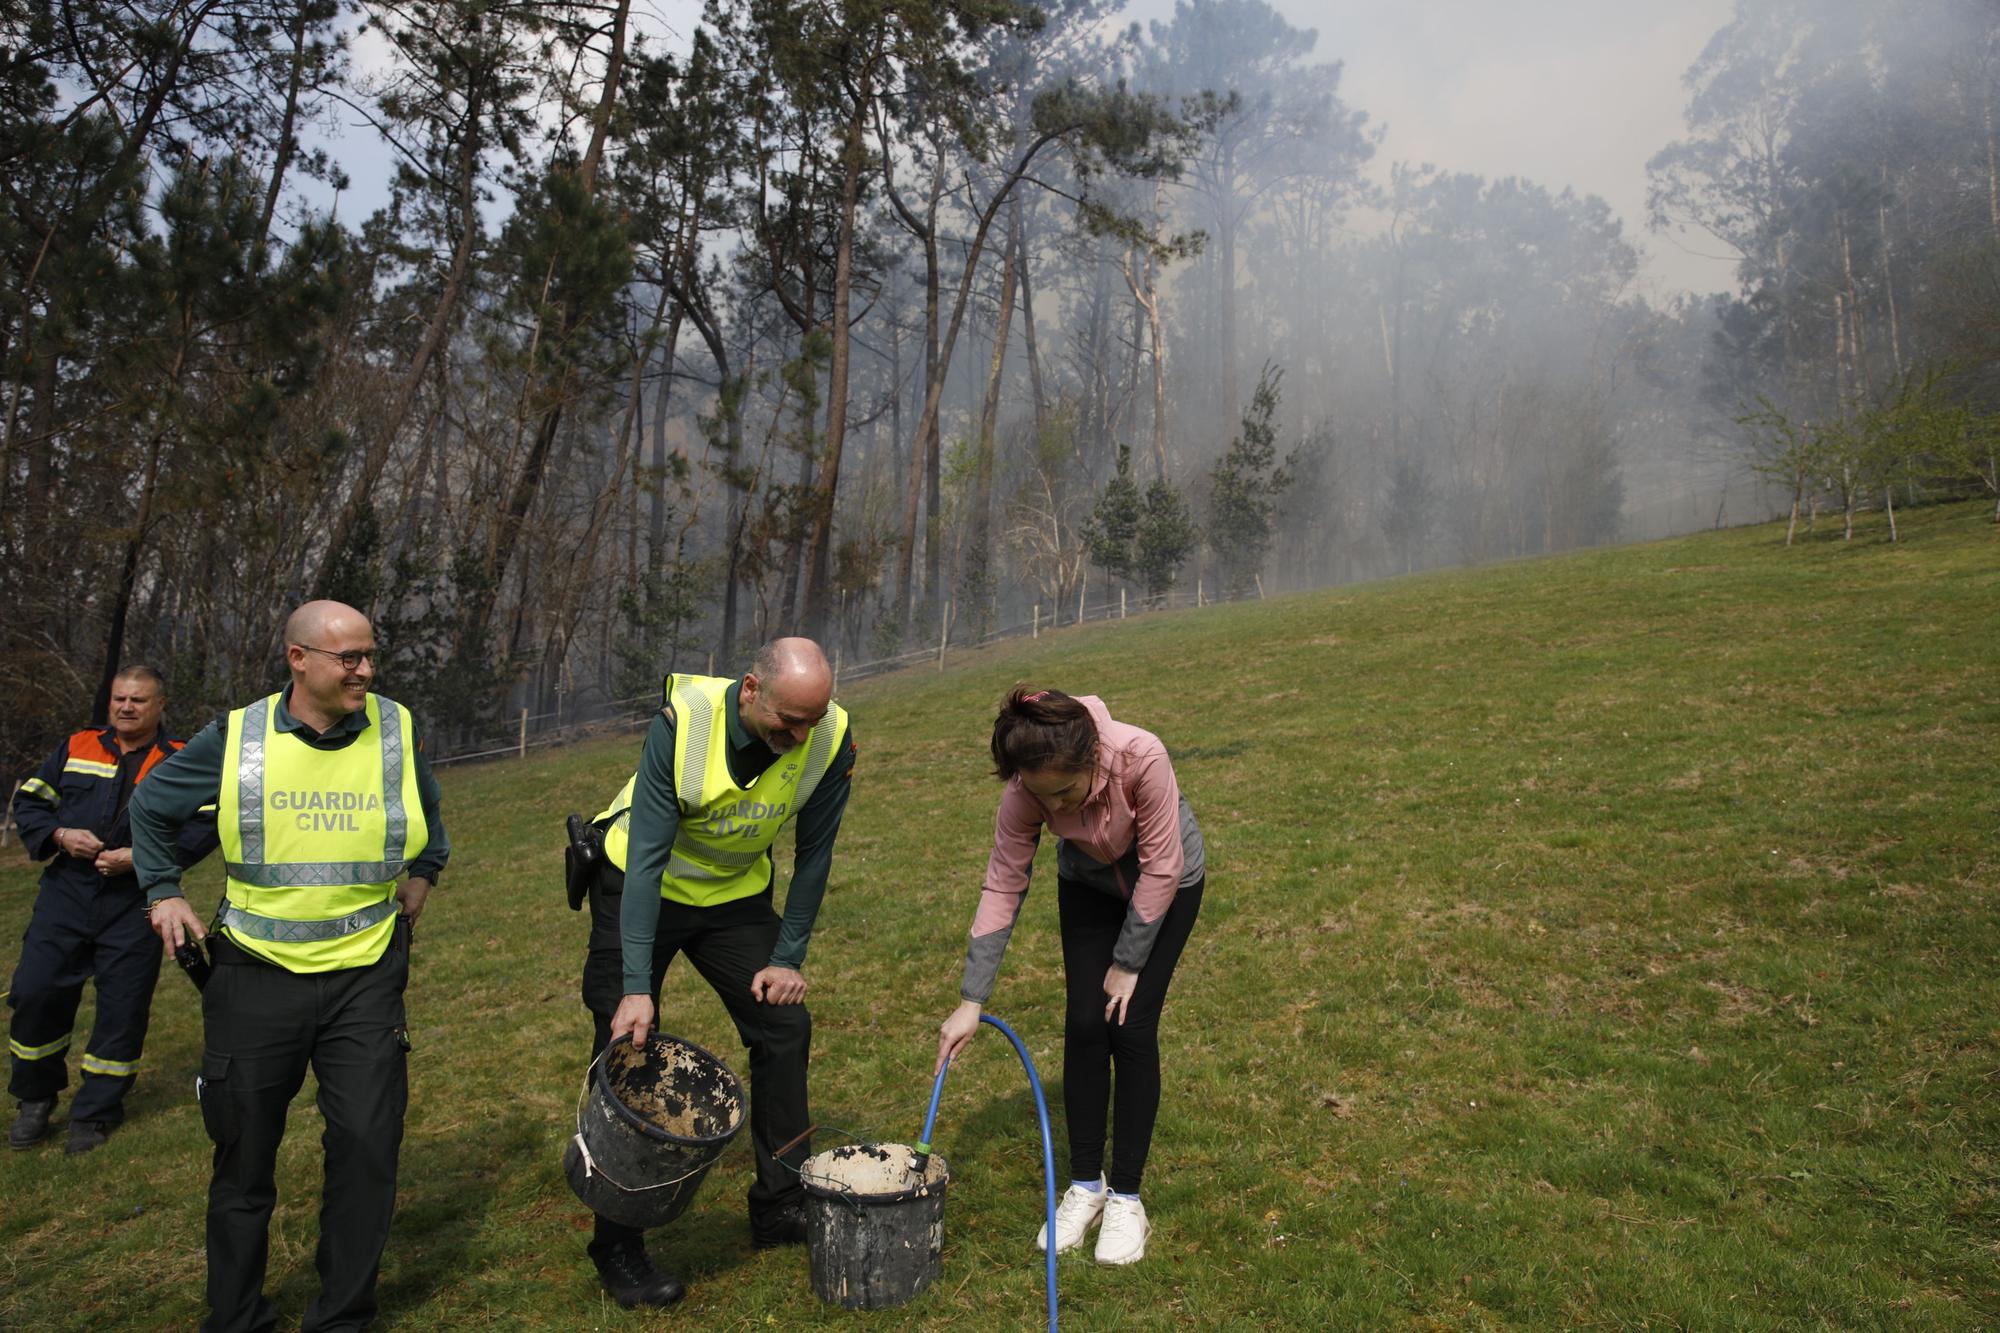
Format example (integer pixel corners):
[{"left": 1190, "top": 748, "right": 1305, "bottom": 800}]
[
  {"left": 64, "top": 1119, "right": 112, "bottom": 1156},
  {"left": 750, "top": 1198, "right": 810, "bottom": 1249},
  {"left": 592, "top": 1239, "right": 686, "bottom": 1309},
  {"left": 8, "top": 1098, "right": 55, "bottom": 1150}
]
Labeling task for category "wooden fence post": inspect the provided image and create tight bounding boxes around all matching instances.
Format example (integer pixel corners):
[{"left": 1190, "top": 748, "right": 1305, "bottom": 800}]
[
  {"left": 1033, "top": 605, "right": 1040, "bottom": 639},
  {"left": 1120, "top": 587, "right": 1126, "bottom": 619},
  {"left": 518, "top": 709, "right": 529, "bottom": 759}
]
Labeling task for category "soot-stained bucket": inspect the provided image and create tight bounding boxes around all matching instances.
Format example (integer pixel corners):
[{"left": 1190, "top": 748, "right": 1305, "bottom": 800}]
[
  {"left": 801, "top": 1142, "right": 950, "bottom": 1310},
  {"left": 563, "top": 1032, "right": 745, "bottom": 1229}
]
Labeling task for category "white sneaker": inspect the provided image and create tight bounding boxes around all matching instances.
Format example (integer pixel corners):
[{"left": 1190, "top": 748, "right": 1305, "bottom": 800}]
[
  {"left": 1094, "top": 1194, "right": 1151, "bottom": 1265},
  {"left": 1036, "top": 1178, "right": 1108, "bottom": 1253}
]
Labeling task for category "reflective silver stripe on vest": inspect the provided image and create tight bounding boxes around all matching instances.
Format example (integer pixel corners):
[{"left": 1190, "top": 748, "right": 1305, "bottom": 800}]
[
  {"left": 673, "top": 835, "right": 764, "bottom": 867},
  {"left": 230, "top": 695, "right": 409, "bottom": 890},
  {"left": 790, "top": 704, "right": 839, "bottom": 811},
  {"left": 218, "top": 897, "right": 397, "bottom": 943},
  {"left": 666, "top": 852, "right": 728, "bottom": 882},
  {"left": 379, "top": 703, "right": 408, "bottom": 865},
  {"left": 225, "top": 859, "right": 410, "bottom": 887},
  {"left": 676, "top": 678, "right": 714, "bottom": 810},
  {"left": 238, "top": 696, "right": 271, "bottom": 862}
]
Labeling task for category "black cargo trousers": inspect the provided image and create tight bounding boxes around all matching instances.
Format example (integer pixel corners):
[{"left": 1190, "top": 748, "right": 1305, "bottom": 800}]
[
  {"left": 196, "top": 921, "right": 411, "bottom": 1333},
  {"left": 580, "top": 861, "right": 811, "bottom": 1255}
]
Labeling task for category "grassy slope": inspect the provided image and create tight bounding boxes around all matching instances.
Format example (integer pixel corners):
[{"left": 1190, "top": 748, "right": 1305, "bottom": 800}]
[{"left": 2, "top": 501, "right": 1996, "bottom": 1330}]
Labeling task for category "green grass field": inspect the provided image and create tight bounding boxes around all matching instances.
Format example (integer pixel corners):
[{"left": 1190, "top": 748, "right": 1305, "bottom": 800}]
[{"left": 4, "top": 501, "right": 1997, "bottom": 1329}]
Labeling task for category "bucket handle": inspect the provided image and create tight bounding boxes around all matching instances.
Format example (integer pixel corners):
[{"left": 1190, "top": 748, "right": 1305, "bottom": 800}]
[
  {"left": 572, "top": 1131, "right": 720, "bottom": 1195},
  {"left": 771, "top": 1123, "right": 820, "bottom": 1161},
  {"left": 798, "top": 1160, "right": 878, "bottom": 1217},
  {"left": 574, "top": 1048, "right": 606, "bottom": 1138}
]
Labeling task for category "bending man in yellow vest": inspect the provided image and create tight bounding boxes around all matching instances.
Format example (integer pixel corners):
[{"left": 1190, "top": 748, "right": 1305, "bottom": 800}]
[
  {"left": 585, "top": 637, "right": 854, "bottom": 1308},
  {"left": 132, "top": 600, "right": 449, "bottom": 1333}
]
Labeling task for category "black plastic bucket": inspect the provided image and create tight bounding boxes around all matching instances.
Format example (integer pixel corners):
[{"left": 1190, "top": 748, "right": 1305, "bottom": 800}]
[
  {"left": 801, "top": 1142, "right": 950, "bottom": 1310},
  {"left": 563, "top": 1032, "right": 745, "bottom": 1229}
]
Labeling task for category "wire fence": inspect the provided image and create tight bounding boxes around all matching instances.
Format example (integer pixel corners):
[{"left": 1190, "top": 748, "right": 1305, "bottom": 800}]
[
  {"left": 0, "top": 583, "right": 1239, "bottom": 848},
  {"left": 425, "top": 581, "right": 1246, "bottom": 768}
]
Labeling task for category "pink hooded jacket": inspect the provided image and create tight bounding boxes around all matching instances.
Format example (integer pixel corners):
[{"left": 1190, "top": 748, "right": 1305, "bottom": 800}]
[{"left": 959, "top": 695, "right": 1202, "bottom": 1003}]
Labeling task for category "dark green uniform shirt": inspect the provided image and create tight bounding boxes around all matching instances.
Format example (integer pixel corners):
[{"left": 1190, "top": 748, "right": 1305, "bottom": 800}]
[{"left": 621, "top": 680, "right": 855, "bottom": 992}]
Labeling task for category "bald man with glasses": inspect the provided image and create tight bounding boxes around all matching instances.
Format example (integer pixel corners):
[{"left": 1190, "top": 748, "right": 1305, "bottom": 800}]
[{"left": 131, "top": 600, "right": 450, "bottom": 1333}]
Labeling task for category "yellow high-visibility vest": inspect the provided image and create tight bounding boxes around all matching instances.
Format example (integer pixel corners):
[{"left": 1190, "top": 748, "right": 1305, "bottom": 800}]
[
  {"left": 597, "top": 674, "right": 847, "bottom": 906},
  {"left": 217, "top": 691, "right": 428, "bottom": 972}
]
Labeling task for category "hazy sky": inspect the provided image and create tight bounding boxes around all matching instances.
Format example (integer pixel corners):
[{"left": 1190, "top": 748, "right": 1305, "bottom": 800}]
[
  {"left": 334, "top": 0, "right": 1745, "bottom": 298},
  {"left": 1124, "top": 0, "right": 1744, "bottom": 298}
]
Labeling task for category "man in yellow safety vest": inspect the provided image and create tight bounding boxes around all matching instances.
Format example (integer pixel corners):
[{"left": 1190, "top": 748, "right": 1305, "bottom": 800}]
[
  {"left": 132, "top": 600, "right": 449, "bottom": 1333},
  {"left": 581, "top": 636, "right": 854, "bottom": 1308}
]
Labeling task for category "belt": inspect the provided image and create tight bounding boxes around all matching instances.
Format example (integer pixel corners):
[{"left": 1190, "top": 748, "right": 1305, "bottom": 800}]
[{"left": 208, "top": 933, "right": 277, "bottom": 968}]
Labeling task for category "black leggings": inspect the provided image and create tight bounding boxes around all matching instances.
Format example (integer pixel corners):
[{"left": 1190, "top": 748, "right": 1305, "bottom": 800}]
[{"left": 1057, "top": 875, "right": 1202, "bottom": 1195}]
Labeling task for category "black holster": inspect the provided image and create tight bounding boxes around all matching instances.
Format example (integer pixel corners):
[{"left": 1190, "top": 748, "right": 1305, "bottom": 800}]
[{"left": 564, "top": 813, "right": 602, "bottom": 911}]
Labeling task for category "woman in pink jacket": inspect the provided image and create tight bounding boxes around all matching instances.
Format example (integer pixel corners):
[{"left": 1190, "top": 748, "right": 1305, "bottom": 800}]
[{"left": 936, "top": 686, "right": 1205, "bottom": 1265}]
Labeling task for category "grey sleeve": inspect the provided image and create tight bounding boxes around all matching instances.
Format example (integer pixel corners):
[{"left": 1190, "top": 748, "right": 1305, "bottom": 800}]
[
  {"left": 1110, "top": 792, "right": 1204, "bottom": 974},
  {"left": 959, "top": 924, "right": 1016, "bottom": 1006}
]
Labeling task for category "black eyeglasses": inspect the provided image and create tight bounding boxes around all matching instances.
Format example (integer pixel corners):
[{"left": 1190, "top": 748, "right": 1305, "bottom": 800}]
[{"left": 296, "top": 644, "right": 379, "bottom": 672}]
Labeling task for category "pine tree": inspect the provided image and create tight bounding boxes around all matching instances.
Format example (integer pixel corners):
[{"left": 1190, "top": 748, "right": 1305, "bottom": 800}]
[
  {"left": 1084, "top": 442, "right": 1141, "bottom": 586},
  {"left": 1206, "top": 362, "right": 1292, "bottom": 597},
  {"left": 1134, "top": 477, "right": 1198, "bottom": 607}
]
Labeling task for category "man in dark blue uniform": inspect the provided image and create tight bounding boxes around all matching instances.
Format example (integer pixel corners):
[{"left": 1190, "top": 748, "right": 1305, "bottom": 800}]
[{"left": 7, "top": 664, "right": 216, "bottom": 1153}]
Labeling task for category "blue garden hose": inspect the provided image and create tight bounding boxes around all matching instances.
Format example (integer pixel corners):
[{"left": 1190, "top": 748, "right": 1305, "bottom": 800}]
[{"left": 913, "top": 1013, "right": 1059, "bottom": 1331}]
